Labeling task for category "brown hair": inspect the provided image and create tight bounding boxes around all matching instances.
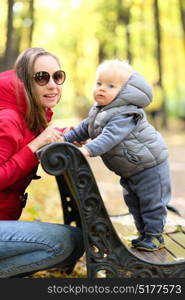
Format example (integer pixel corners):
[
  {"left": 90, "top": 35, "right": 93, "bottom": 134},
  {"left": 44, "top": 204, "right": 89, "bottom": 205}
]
[{"left": 15, "top": 47, "right": 61, "bottom": 135}]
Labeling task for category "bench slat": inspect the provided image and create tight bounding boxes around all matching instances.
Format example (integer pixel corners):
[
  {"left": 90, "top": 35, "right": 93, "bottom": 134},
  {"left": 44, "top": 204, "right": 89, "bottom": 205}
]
[
  {"left": 130, "top": 247, "right": 176, "bottom": 263},
  {"left": 167, "top": 232, "right": 185, "bottom": 249},
  {"left": 164, "top": 235, "right": 185, "bottom": 259}
]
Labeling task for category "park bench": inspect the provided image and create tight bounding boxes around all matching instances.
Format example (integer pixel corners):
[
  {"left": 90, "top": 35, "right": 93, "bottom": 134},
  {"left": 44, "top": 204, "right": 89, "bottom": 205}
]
[{"left": 37, "top": 142, "right": 185, "bottom": 278}]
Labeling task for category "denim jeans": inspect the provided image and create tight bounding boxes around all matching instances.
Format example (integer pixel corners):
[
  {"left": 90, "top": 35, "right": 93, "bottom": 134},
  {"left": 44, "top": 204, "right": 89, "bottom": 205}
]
[{"left": 0, "top": 220, "right": 84, "bottom": 278}]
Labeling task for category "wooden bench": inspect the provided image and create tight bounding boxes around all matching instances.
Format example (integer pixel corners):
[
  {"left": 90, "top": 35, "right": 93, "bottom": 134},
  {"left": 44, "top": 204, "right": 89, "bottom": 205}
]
[{"left": 37, "top": 142, "right": 185, "bottom": 278}]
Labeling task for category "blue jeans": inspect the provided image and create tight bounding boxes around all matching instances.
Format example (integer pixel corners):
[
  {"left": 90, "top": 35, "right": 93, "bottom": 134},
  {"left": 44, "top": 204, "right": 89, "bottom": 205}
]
[{"left": 0, "top": 221, "right": 84, "bottom": 278}]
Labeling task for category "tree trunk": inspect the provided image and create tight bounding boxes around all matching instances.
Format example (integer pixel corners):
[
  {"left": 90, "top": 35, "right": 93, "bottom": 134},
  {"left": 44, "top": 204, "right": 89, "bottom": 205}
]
[
  {"left": 178, "top": 0, "right": 185, "bottom": 49},
  {"left": 4, "top": 0, "right": 14, "bottom": 70},
  {"left": 125, "top": 9, "right": 132, "bottom": 63},
  {"left": 117, "top": 0, "right": 132, "bottom": 63},
  {"left": 28, "top": 0, "right": 35, "bottom": 47},
  {"left": 153, "top": 0, "right": 167, "bottom": 127}
]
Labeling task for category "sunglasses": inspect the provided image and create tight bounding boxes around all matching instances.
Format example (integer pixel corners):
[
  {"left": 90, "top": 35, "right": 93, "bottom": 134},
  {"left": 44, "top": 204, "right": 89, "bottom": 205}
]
[{"left": 33, "top": 70, "right": 66, "bottom": 86}]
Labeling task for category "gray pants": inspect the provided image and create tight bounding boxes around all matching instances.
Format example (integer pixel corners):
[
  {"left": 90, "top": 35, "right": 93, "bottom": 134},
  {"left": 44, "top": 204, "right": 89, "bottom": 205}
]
[{"left": 120, "top": 160, "right": 171, "bottom": 235}]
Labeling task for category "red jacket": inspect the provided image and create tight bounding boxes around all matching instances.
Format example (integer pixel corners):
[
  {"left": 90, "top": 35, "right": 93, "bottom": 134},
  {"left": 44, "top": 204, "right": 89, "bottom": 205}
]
[{"left": 0, "top": 70, "right": 53, "bottom": 220}]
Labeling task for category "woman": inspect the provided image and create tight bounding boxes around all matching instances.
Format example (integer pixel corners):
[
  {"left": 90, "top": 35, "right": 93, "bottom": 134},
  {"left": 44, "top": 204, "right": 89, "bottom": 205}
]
[{"left": 0, "top": 47, "right": 84, "bottom": 278}]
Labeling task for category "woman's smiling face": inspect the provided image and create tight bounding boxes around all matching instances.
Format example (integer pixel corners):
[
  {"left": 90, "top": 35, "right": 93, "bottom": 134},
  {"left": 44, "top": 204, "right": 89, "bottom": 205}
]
[{"left": 33, "top": 55, "right": 62, "bottom": 109}]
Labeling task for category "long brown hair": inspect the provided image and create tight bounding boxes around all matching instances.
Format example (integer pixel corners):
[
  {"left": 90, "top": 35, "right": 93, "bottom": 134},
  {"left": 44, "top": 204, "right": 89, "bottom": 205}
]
[{"left": 15, "top": 47, "right": 61, "bottom": 135}]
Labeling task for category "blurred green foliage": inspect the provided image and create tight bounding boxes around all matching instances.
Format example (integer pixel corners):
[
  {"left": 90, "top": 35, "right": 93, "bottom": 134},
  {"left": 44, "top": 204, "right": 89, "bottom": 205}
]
[{"left": 0, "top": 0, "right": 185, "bottom": 118}]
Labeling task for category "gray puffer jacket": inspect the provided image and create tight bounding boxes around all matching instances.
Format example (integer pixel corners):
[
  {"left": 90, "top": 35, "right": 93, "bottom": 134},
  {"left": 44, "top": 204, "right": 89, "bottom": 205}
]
[{"left": 64, "top": 72, "right": 168, "bottom": 178}]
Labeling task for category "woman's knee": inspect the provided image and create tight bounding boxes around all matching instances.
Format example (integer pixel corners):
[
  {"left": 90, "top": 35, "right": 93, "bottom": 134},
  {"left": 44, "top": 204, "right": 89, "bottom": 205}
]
[{"left": 35, "top": 223, "right": 84, "bottom": 259}]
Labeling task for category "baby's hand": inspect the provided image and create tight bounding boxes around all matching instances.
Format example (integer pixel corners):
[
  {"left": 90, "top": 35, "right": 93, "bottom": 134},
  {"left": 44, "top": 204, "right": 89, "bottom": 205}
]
[
  {"left": 55, "top": 126, "right": 74, "bottom": 135},
  {"left": 73, "top": 140, "right": 86, "bottom": 147}
]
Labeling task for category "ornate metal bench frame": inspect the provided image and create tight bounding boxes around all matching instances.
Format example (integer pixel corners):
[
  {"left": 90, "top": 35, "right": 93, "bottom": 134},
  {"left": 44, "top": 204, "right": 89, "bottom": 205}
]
[{"left": 37, "top": 142, "right": 185, "bottom": 278}]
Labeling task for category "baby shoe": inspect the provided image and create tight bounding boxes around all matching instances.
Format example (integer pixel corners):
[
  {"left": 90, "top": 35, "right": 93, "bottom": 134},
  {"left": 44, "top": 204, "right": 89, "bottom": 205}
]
[
  {"left": 131, "top": 234, "right": 145, "bottom": 247},
  {"left": 135, "top": 234, "right": 165, "bottom": 251}
]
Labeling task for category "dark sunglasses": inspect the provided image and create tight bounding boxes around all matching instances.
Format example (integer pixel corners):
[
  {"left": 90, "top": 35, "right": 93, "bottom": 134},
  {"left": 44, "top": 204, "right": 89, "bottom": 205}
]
[{"left": 33, "top": 70, "right": 66, "bottom": 86}]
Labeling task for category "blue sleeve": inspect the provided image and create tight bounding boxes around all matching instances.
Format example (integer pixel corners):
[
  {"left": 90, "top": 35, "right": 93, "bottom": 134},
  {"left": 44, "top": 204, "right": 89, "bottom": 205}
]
[
  {"left": 85, "top": 114, "right": 136, "bottom": 157},
  {"left": 64, "top": 119, "right": 90, "bottom": 142}
]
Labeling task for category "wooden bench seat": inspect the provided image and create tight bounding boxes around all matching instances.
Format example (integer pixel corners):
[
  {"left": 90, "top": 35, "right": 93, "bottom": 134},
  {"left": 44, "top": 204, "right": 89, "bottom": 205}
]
[
  {"left": 111, "top": 213, "right": 185, "bottom": 264},
  {"left": 38, "top": 142, "right": 185, "bottom": 278}
]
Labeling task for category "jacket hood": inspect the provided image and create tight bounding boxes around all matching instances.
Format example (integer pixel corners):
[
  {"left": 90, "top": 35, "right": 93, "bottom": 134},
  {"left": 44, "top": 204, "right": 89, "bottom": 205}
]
[
  {"left": 111, "top": 71, "right": 153, "bottom": 108},
  {"left": 0, "top": 69, "right": 27, "bottom": 115},
  {"left": 0, "top": 69, "right": 53, "bottom": 121}
]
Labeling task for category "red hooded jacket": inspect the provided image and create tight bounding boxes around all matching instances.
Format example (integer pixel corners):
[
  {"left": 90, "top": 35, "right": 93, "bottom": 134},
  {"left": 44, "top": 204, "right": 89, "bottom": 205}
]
[{"left": 0, "top": 70, "right": 53, "bottom": 220}]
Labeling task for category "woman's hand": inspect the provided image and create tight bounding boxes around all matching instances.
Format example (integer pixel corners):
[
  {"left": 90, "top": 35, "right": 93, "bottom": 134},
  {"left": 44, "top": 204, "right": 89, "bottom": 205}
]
[{"left": 28, "top": 126, "right": 64, "bottom": 153}]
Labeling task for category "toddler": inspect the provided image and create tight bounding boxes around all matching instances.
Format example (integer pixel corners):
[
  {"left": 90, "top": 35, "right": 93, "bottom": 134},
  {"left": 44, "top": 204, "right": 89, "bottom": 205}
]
[{"left": 63, "top": 59, "right": 171, "bottom": 251}]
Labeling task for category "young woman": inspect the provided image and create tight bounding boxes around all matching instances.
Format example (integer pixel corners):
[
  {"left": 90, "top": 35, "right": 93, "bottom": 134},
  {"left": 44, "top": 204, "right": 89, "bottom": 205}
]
[{"left": 0, "top": 47, "right": 84, "bottom": 277}]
